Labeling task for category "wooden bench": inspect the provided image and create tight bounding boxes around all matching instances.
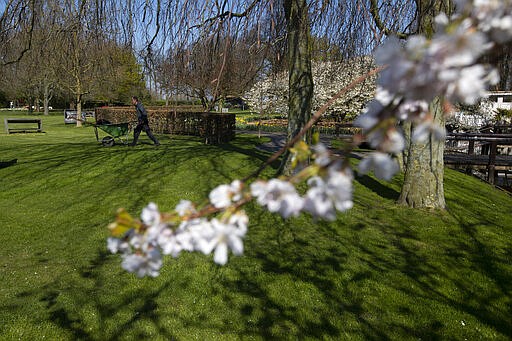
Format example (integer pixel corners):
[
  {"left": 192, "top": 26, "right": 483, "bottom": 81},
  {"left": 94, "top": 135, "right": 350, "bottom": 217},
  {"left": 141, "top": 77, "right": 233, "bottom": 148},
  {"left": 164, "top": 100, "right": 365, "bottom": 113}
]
[{"left": 4, "top": 118, "right": 43, "bottom": 134}]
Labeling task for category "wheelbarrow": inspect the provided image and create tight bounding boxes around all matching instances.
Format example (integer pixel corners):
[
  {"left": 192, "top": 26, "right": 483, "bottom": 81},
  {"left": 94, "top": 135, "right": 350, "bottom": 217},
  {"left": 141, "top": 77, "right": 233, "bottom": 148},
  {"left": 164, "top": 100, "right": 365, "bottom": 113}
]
[{"left": 94, "top": 120, "right": 133, "bottom": 146}]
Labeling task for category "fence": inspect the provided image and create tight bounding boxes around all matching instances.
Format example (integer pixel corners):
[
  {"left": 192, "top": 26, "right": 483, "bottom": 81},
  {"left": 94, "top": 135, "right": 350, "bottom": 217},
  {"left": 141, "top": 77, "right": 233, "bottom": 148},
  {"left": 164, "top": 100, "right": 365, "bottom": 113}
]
[
  {"left": 94, "top": 107, "right": 235, "bottom": 144},
  {"left": 445, "top": 131, "right": 512, "bottom": 185}
]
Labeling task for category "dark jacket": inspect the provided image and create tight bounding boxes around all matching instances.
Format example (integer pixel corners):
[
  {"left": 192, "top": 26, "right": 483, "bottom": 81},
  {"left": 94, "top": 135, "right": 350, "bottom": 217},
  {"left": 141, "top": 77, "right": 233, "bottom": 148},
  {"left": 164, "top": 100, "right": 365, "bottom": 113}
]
[{"left": 134, "top": 102, "right": 148, "bottom": 124}]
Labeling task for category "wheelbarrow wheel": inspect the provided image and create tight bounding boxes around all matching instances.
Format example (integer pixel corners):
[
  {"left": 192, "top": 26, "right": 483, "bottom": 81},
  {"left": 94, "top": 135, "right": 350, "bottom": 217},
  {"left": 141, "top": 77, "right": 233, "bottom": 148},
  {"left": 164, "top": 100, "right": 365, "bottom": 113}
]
[{"left": 102, "top": 136, "right": 115, "bottom": 147}]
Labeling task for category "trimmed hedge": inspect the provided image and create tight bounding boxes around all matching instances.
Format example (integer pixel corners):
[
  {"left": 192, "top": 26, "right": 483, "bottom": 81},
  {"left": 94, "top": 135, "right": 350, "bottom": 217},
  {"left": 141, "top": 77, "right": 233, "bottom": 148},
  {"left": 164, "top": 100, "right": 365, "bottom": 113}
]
[{"left": 94, "top": 107, "right": 235, "bottom": 144}]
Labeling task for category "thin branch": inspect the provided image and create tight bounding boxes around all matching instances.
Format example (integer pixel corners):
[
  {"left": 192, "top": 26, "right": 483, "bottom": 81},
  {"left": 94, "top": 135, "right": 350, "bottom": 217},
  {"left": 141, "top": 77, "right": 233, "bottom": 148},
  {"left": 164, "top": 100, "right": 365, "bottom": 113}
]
[
  {"left": 2, "top": 0, "right": 35, "bottom": 66},
  {"left": 210, "top": 2, "right": 235, "bottom": 111},
  {"left": 190, "top": 0, "right": 261, "bottom": 29},
  {"left": 147, "top": 0, "right": 161, "bottom": 53},
  {"left": 369, "top": 0, "right": 410, "bottom": 39}
]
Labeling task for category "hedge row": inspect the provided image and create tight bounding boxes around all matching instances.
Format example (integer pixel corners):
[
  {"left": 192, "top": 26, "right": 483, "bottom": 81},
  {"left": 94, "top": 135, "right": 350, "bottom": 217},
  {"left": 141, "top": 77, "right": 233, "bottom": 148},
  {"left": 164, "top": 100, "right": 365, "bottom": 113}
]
[{"left": 94, "top": 107, "right": 235, "bottom": 144}]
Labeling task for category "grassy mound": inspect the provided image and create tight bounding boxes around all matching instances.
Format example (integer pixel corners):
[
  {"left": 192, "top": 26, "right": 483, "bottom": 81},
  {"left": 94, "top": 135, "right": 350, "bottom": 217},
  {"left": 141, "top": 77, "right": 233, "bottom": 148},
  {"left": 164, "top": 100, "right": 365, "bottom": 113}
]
[{"left": 0, "top": 112, "right": 511, "bottom": 340}]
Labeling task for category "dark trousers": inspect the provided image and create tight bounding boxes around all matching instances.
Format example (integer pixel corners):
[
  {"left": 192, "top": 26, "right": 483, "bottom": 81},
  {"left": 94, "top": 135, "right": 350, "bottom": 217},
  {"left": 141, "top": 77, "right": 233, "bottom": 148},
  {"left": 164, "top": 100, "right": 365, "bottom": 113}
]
[{"left": 132, "top": 121, "right": 159, "bottom": 145}]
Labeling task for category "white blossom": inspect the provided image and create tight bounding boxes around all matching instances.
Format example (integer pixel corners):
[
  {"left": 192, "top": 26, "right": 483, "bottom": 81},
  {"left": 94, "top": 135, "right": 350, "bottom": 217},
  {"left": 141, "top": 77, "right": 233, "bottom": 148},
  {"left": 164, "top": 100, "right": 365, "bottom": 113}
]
[
  {"left": 141, "top": 202, "right": 161, "bottom": 227},
  {"left": 303, "top": 168, "right": 353, "bottom": 221},
  {"left": 373, "top": 10, "right": 500, "bottom": 111},
  {"left": 441, "top": 65, "right": 498, "bottom": 104},
  {"left": 157, "top": 228, "right": 182, "bottom": 257},
  {"left": 376, "top": 36, "right": 441, "bottom": 102},
  {"left": 139, "top": 202, "right": 167, "bottom": 246},
  {"left": 313, "top": 142, "right": 331, "bottom": 167},
  {"left": 380, "top": 128, "right": 405, "bottom": 154},
  {"left": 250, "top": 179, "right": 304, "bottom": 218},
  {"left": 303, "top": 182, "right": 336, "bottom": 220},
  {"left": 121, "top": 248, "right": 162, "bottom": 278},
  {"left": 244, "top": 57, "right": 376, "bottom": 121},
  {"left": 197, "top": 218, "right": 246, "bottom": 265},
  {"left": 354, "top": 107, "right": 379, "bottom": 130},
  {"left": 358, "top": 152, "right": 400, "bottom": 181},
  {"left": 175, "top": 200, "right": 196, "bottom": 216},
  {"left": 107, "top": 237, "right": 129, "bottom": 254},
  {"left": 397, "top": 100, "right": 429, "bottom": 121},
  {"left": 176, "top": 218, "right": 213, "bottom": 252},
  {"left": 413, "top": 121, "right": 447, "bottom": 143},
  {"left": 431, "top": 18, "right": 489, "bottom": 68},
  {"left": 363, "top": 126, "right": 405, "bottom": 155},
  {"left": 128, "top": 232, "right": 145, "bottom": 250},
  {"left": 471, "top": 0, "right": 512, "bottom": 43},
  {"left": 209, "top": 180, "right": 243, "bottom": 209},
  {"left": 228, "top": 210, "right": 249, "bottom": 234}
]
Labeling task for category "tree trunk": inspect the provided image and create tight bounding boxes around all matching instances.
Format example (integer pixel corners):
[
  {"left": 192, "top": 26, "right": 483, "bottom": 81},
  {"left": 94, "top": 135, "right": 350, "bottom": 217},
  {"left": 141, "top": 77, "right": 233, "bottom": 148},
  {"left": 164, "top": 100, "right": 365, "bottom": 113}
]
[
  {"left": 280, "top": 0, "right": 313, "bottom": 175},
  {"left": 496, "top": 44, "right": 512, "bottom": 90},
  {"left": 398, "top": 0, "right": 453, "bottom": 209},
  {"left": 43, "top": 81, "right": 52, "bottom": 116},
  {"left": 76, "top": 93, "right": 83, "bottom": 127},
  {"left": 398, "top": 97, "right": 446, "bottom": 208}
]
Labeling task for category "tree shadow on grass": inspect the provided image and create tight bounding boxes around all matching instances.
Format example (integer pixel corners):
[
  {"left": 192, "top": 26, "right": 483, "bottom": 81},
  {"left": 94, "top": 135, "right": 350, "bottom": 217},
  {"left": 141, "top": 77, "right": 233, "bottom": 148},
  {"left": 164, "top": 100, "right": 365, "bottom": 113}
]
[
  {"left": 441, "top": 194, "right": 512, "bottom": 336},
  {"left": 5, "top": 132, "right": 511, "bottom": 339},
  {"left": 354, "top": 174, "right": 400, "bottom": 201},
  {"left": 215, "top": 214, "right": 387, "bottom": 339},
  {"left": 217, "top": 202, "right": 512, "bottom": 340},
  {"left": 219, "top": 142, "right": 279, "bottom": 168},
  {"left": 36, "top": 248, "right": 178, "bottom": 340},
  {"left": 217, "top": 134, "right": 281, "bottom": 168},
  {"left": 359, "top": 208, "right": 512, "bottom": 339},
  {"left": 1, "top": 135, "right": 267, "bottom": 211}
]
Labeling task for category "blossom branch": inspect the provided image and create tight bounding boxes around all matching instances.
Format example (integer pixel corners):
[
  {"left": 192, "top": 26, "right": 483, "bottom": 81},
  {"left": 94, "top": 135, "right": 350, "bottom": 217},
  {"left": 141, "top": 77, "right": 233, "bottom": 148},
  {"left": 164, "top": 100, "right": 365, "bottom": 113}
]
[{"left": 108, "top": 0, "right": 512, "bottom": 277}]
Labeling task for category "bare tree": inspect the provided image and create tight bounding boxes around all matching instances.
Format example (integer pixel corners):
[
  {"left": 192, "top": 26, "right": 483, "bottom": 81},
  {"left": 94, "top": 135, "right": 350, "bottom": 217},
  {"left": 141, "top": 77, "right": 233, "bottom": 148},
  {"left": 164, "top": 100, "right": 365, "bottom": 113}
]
[
  {"left": 160, "top": 30, "right": 266, "bottom": 109},
  {"left": 52, "top": 0, "right": 122, "bottom": 126},
  {"left": 29, "top": 0, "right": 62, "bottom": 115},
  {"left": 0, "top": 0, "right": 37, "bottom": 66}
]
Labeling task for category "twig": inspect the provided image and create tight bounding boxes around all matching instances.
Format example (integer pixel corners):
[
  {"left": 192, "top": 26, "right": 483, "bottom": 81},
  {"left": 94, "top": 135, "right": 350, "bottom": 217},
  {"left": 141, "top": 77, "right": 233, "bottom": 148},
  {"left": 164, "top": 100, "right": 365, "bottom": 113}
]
[{"left": 189, "top": 0, "right": 260, "bottom": 29}]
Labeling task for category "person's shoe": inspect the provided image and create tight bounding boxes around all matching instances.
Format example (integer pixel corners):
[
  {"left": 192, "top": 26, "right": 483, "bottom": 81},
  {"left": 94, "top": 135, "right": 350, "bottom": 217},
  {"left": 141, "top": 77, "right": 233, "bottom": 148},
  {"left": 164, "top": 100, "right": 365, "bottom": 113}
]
[
  {"left": 154, "top": 142, "right": 161, "bottom": 146},
  {"left": 129, "top": 143, "right": 136, "bottom": 147}
]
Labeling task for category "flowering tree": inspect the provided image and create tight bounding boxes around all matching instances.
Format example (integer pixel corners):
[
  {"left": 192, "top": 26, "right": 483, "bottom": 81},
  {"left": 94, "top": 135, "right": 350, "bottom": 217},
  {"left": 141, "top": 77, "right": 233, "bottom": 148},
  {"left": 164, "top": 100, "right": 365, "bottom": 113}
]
[
  {"left": 244, "top": 57, "right": 377, "bottom": 121},
  {"left": 108, "top": 0, "right": 512, "bottom": 276},
  {"left": 244, "top": 72, "right": 289, "bottom": 115},
  {"left": 446, "top": 99, "right": 498, "bottom": 132}
]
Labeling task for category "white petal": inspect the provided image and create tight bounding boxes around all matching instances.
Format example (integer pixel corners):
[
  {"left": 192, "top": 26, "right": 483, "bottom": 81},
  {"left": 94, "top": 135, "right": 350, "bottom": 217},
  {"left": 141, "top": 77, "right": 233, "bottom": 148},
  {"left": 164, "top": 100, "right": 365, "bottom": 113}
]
[
  {"left": 213, "top": 242, "right": 228, "bottom": 265},
  {"left": 141, "top": 202, "right": 159, "bottom": 224},
  {"left": 229, "top": 236, "right": 244, "bottom": 256},
  {"left": 107, "top": 237, "right": 120, "bottom": 254},
  {"left": 175, "top": 200, "right": 196, "bottom": 216},
  {"left": 357, "top": 157, "right": 372, "bottom": 175},
  {"left": 198, "top": 238, "right": 216, "bottom": 255},
  {"left": 374, "top": 156, "right": 399, "bottom": 181}
]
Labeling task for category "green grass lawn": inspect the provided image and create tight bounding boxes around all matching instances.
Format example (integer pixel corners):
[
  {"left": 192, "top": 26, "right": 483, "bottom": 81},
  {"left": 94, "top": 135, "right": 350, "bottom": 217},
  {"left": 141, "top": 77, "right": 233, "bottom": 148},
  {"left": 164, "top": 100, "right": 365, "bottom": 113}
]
[{"left": 1, "top": 111, "right": 511, "bottom": 340}]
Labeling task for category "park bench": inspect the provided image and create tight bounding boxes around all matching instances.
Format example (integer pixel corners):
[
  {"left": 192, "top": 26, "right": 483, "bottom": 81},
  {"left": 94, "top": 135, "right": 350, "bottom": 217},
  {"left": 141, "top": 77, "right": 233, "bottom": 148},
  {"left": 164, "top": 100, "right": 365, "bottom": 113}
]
[{"left": 4, "top": 118, "right": 43, "bottom": 134}]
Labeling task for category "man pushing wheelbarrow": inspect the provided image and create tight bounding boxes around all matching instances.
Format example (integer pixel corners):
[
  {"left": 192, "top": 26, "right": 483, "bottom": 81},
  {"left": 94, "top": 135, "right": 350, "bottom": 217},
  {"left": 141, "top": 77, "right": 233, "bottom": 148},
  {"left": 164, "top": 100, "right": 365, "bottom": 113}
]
[{"left": 130, "top": 96, "right": 160, "bottom": 147}]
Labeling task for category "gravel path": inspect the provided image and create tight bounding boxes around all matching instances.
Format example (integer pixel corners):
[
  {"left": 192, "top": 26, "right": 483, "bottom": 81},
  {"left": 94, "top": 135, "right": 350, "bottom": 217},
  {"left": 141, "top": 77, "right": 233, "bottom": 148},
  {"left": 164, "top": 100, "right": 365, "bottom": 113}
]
[{"left": 236, "top": 130, "right": 359, "bottom": 157}]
